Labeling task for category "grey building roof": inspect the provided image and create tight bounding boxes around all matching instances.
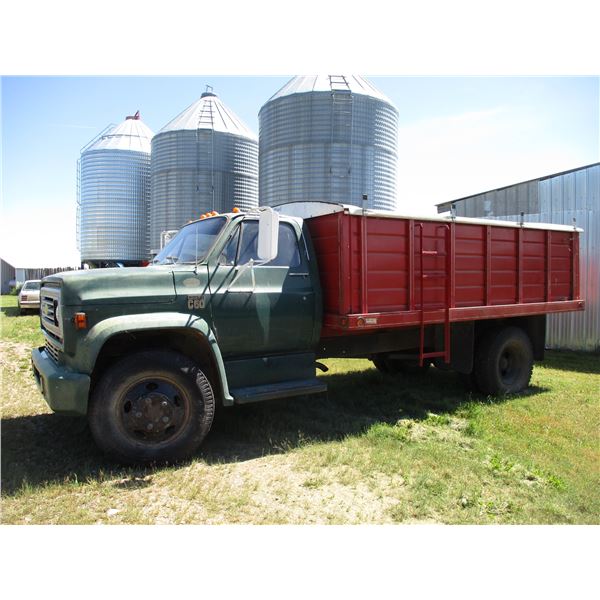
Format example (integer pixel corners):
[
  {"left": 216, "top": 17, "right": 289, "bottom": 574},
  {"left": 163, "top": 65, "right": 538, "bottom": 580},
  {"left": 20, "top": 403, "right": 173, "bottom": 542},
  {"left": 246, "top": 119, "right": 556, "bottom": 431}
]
[{"left": 437, "top": 162, "right": 600, "bottom": 213}]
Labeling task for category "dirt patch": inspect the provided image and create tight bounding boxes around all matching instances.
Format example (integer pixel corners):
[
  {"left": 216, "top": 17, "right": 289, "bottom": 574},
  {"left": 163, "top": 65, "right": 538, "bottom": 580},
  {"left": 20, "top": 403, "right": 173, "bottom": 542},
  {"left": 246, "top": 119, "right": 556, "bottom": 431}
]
[
  {"left": 1, "top": 340, "right": 47, "bottom": 417},
  {"left": 0, "top": 341, "right": 33, "bottom": 371},
  {"left": 111, "top": 454, "right": 409, "bottom": 525}
]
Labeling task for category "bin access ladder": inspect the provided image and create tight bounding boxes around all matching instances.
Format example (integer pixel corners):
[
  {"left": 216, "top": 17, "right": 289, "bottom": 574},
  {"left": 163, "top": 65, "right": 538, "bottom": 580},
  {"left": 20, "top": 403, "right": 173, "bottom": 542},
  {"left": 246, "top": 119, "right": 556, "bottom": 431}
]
[
  {"left": 196, "top": 88, "right": 216, "bottom": 210},
  {"left": 329, "top": 75, "right": 353, "bottom": 200}
]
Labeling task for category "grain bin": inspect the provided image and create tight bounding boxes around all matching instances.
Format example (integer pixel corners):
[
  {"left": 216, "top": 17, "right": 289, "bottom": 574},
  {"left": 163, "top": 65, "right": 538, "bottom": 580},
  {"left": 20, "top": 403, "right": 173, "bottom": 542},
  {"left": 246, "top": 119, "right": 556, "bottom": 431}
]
[
  {"left": 150, "top": 90, "right": 258, "bottom": 253},
  {"left": 78, "top": 112, "right": 153, "bottom": 266},
  {"left": 259, "top": 75, "right": 399, "bottom": 211}
]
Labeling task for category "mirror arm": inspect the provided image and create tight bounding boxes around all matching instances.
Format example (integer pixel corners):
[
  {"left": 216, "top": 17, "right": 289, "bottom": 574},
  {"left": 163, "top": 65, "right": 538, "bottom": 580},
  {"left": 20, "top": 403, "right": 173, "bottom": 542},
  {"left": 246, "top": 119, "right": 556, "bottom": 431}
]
[
  {"left": 226, "top": 255, "right": 275, "bottom": 292},
  {"left": 229, "top": 258, "right": 254, "bottom": 288}
]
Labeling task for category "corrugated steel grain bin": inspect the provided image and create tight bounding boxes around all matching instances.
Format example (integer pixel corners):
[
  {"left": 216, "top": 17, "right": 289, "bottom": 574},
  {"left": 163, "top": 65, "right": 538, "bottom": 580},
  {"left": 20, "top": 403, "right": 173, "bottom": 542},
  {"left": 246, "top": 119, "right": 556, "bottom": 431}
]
[
  {"left": 150, "top": 91, "right": 258, "bottom": 253},
  {"left": 78, "top": 113, "right": 153, "bottom": 265},
  {"left": 260, "top": 76, "right": 398, "bottom": 211}
]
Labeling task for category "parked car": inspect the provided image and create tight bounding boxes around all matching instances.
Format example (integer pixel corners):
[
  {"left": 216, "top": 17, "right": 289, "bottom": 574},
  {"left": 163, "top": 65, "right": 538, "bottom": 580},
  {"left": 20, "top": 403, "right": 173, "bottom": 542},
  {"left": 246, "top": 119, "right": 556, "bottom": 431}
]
[{"left": 18, "top": 279, "right": 41, "bottom": 314}]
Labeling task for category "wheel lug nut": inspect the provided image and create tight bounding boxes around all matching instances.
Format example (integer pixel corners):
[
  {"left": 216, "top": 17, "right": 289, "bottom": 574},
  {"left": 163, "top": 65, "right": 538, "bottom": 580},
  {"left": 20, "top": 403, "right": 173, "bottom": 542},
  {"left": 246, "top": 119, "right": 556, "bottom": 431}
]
[
  {"left": 161, "top": 401, "right": 168, "bottom": 407},
  {"left": 136, "top": 412, "right": 142, "bottom": 418},
  {"left": 147, "top": 424, "right": 153, "bottom": 430},
  {"left": 162, "top": 417, "right": 169, "bottom": 423}
]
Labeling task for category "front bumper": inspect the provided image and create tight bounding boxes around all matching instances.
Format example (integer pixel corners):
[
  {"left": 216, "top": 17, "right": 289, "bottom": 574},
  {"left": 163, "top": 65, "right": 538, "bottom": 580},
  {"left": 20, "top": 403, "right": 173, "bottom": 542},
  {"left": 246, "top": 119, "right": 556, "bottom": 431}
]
[
  {"left": 31, "top": 347, "right": 90, "bottom": 416},
  {"left": 19, "top": 300, "right": 40, "bottom": 309}
]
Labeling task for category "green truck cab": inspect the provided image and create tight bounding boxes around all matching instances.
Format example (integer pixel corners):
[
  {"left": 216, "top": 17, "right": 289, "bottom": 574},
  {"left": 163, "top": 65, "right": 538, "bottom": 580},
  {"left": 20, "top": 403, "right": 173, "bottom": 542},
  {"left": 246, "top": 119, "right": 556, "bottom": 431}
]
[{"left": 32, "top": 208, "right": 325, "bottom": 464}]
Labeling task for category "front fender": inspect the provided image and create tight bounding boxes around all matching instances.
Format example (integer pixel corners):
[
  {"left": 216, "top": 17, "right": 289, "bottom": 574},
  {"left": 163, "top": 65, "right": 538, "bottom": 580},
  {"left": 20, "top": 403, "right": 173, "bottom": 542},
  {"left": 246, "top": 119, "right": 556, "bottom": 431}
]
[{"left": 79, "top": 312, "right": 233, "bottom": 404}]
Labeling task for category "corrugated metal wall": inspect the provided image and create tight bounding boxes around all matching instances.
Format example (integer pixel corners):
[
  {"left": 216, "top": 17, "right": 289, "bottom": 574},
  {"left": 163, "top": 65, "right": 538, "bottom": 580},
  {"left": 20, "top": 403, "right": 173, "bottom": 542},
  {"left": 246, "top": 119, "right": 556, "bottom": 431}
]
[
  {"left": 15, "top": 266, "right": 79, "bottom": 284},
  {"left": 1, "top": 259, "right": 16, "bottom": 294},
  {"left": 445, "top": 164, "right": 599, "bottom": 351}
]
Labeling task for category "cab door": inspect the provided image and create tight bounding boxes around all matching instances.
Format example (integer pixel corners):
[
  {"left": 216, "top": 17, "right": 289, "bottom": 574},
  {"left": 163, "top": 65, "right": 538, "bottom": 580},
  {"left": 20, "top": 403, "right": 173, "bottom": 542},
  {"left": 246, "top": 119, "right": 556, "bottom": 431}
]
[{"left": 208, "top": 219, "right": 315, "bottom": 360}]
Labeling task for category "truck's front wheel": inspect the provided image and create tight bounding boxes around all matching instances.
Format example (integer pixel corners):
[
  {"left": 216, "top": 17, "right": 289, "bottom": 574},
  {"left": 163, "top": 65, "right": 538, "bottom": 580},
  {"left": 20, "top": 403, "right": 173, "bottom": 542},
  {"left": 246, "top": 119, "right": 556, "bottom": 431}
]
[{"left": 89, "top": 351, "right": 215, "bottom": 465}]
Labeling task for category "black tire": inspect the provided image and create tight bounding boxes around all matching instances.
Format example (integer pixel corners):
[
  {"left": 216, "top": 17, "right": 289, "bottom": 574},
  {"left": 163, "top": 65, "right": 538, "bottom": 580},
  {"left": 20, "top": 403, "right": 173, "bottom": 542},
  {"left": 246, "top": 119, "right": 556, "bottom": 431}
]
[
  {"left": 473, "top": 326, "right": 534, "bottom": 395},
  {"left": 89, "top": 350, "right": 215, "bottom": 465},
  {"left": 371, "top": 356, "right": 391, "bottom": 373},
  {"left": 459, "top": 370, "right": 477, "bottom": 391}
]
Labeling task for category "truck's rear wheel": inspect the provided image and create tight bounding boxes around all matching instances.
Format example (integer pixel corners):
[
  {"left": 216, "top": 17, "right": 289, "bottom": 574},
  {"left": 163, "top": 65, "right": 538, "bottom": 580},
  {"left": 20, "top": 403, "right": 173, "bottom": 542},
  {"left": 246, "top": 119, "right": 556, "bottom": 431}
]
[
  {"left": 473, "top": 326, "right": 533, "bottom": 395},
  {"left": 89, "top": 350, "right": 215, "bottom": 465}
]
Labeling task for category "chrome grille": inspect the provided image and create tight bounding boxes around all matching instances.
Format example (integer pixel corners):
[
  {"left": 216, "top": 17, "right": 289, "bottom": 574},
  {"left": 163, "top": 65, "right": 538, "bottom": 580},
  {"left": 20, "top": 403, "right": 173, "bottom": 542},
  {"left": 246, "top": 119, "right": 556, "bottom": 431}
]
[
  {"left": 40, "top": 286, "right": 62, "bottom": 341},
  {"left": 45, "top": 337, "right": 61, "bottom": 363}
]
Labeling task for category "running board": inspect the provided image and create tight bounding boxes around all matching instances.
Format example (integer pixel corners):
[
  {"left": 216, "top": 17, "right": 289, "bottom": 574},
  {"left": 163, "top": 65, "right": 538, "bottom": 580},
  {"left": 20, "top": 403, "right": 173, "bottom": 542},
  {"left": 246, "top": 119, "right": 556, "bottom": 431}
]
[{"left": 230, "top": 379, "right": 327, "bottom": 405}]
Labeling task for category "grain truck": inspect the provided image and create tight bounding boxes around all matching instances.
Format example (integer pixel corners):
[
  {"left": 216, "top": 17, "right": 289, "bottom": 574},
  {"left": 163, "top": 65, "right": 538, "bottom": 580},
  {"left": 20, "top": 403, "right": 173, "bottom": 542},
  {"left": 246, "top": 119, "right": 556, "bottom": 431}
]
[{"left": 32, "top": 202, "right": 584, "bottom": 464}]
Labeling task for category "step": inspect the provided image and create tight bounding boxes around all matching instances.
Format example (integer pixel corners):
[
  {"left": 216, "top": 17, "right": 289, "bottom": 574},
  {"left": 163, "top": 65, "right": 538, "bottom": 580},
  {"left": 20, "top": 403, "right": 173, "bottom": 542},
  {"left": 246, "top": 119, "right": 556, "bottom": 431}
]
[{"left": 230, "top": 378, "right": 327, "bottom": 405}]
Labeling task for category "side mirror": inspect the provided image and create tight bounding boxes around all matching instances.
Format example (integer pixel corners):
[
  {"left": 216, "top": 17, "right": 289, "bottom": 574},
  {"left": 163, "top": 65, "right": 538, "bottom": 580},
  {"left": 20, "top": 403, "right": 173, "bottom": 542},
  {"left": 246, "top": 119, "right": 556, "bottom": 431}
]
[{"left": 257, "top": 207, "right": 279, "bottom": 263}]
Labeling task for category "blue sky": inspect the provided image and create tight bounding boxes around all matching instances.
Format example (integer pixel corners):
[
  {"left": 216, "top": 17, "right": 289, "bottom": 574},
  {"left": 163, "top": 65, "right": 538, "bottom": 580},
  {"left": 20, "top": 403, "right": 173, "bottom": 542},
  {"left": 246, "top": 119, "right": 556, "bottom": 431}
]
[{"left": 1, "top": 75, "right": 598, "bottom": 267}]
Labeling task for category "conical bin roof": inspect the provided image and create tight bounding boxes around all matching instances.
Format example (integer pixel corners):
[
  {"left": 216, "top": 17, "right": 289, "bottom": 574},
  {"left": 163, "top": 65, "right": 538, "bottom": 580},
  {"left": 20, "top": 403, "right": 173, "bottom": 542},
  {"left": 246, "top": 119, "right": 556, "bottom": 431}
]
[
  {"left": 158, "top": 91, "right": 257, "bottom": 140},
  {"left": 85, "top": 114, "right": 153, "bottom": 153},
  {"left": 265, "top": 75, "right": 395, "bottom": 106}
]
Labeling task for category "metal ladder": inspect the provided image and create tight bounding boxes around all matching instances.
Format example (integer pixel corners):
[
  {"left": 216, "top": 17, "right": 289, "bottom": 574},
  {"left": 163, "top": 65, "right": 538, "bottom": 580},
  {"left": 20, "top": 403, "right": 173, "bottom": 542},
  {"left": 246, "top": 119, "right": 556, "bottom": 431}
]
[
  {"left": 417, "top": 223, "right": 452, "bottom": 367},
  {"left": 196, "top": 94, "right": 215, "bottom": 211},
  {"left": 329, "top": 75, "right": 353, "bottom": 200},
  {"left": 76, "top": 159, "right": 81, "bottom": 251}
]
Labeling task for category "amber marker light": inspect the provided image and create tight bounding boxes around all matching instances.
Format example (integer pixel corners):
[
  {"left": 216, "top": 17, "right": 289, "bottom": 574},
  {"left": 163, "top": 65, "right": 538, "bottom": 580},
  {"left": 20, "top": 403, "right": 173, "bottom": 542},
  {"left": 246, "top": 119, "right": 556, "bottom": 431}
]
[
  {"left": 232, "top": 207, "right": 240, "bottom": 213},
  {"left": 74, "top": 313, "right": 88, "bottom": 330}
]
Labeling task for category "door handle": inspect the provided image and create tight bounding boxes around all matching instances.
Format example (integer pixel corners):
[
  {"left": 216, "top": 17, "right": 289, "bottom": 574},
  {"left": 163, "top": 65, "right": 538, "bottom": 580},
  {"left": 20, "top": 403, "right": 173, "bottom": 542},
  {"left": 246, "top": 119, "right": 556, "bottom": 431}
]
[{"left": 289, "top": 273, "right": 309, "bottom": 277}]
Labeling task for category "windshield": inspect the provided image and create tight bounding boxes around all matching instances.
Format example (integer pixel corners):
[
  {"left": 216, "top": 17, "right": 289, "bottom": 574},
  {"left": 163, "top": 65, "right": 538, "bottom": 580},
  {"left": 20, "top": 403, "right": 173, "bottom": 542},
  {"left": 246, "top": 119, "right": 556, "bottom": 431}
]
[
  {"left": 153, "top": 217, "right": 227, "bottom": 265},
  {"left": 22, "top": 281, "right": 41, "bottom": 291}
]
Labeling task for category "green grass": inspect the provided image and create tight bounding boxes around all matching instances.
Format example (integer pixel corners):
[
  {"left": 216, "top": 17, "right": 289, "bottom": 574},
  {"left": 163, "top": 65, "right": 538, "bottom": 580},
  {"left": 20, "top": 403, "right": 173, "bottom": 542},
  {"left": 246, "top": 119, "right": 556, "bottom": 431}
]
[
  {"left": 1, "top": 294, "right": 599, "bottom": 524},
  {"left": 1, "top": 295, "right": 44, "bottom": 347}
]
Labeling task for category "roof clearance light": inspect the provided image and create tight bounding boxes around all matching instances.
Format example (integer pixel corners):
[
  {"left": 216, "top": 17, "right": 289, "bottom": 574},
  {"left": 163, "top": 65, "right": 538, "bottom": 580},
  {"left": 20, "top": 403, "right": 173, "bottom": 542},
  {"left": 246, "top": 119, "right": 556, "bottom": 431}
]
[
  {"left": 74, "top": 313, "right": 87, "bottom": 330},
  {"left": 200, "top": 214, "right": 206, "bottom": 219},
  {"left": 232, "top": 207, "right": 240, "bottom": 213}
]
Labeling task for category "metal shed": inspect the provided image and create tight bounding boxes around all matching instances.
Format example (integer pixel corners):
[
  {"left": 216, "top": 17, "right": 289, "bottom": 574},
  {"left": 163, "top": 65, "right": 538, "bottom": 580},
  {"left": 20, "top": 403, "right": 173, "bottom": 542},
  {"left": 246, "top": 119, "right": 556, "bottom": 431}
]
[
  {"left": 1, "top": 258, "right": 16, "bottom": 294},
  {"left": 437, "top": 163, "right": 600, "bottom": 351}
]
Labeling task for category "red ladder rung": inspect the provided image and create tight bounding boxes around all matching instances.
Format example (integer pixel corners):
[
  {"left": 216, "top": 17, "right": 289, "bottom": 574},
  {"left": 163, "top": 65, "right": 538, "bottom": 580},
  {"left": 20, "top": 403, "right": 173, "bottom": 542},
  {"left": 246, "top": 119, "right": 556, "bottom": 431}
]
[{"left": 421, "top": 351, "right": 447, "bottom": 359}]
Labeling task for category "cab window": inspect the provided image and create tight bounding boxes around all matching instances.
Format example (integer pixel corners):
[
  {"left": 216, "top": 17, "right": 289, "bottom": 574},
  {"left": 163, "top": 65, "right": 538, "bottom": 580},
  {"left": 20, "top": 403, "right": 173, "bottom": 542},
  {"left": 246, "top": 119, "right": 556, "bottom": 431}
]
[
  {"left": 219, "top": 227, "right": 240, "bottom": 266},
  {"left": 221, "top": 221, "right": 301, "bottom": 268}
]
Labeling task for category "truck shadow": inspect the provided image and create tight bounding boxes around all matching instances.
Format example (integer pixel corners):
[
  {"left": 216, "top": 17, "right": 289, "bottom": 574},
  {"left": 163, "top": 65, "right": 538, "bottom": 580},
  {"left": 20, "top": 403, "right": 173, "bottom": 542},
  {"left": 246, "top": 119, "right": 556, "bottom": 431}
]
[
  {"left": 202, "top": 368, "right": 548, "bottom": 464},
  {"left": 1, "top": 305, "right": 20, "bottom": 317},
  {"left": 0, "top": 367, "right": 548, "bottom": 497}
]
